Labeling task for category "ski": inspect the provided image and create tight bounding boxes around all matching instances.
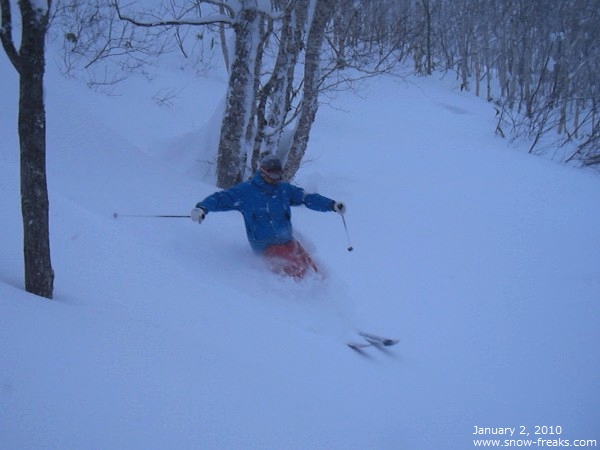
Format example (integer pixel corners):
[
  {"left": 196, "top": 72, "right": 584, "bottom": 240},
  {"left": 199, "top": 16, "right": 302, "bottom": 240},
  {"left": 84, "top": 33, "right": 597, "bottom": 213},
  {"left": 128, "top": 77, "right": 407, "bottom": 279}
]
[
  {"left": 347, "top": 341, "right": 374, "bottom": 351},
  {"left": 347, "top": 331, "right": 399, "bottom": 351},
  {"left": 358, "top": 331, "right": 399, "bottom": 347}
]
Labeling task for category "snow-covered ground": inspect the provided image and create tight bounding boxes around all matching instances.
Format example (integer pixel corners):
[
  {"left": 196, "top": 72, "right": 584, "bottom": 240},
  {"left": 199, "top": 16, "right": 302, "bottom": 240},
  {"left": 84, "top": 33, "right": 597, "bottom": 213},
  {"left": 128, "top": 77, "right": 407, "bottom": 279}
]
[{"left": 1, "top": 50, "right": 599, "bottom": 449}]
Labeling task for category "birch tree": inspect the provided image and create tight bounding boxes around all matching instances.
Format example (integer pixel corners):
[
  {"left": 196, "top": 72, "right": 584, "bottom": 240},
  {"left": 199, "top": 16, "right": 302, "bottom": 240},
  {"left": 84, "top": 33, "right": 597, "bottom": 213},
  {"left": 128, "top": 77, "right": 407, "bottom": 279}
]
[
  {"left": 216, "top": 4, "right": 266, "bottom": 187},
  {"left": 285, "top": 0, "right": 335, "bottom": 180},
  {"left": 113, "top": 1, "right": 286, "bottom": 187},
  {"left": 404, "top": 0, "right": 600, "bottom": 166},
  {"left": 254, "top": 0, "right": 310, "bottom": 171}
]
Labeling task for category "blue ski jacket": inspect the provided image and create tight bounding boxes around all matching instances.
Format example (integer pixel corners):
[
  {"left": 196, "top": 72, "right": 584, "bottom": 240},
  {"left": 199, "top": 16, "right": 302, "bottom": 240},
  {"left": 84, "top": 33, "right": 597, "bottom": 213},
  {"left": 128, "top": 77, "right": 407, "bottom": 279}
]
[{"left": 197, "top": 172, "right": 335, "bottom": 252}]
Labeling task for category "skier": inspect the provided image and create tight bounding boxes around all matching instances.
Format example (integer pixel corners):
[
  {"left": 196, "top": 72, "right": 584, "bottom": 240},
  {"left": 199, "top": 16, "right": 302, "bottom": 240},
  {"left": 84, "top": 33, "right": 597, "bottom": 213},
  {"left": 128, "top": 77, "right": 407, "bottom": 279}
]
[{"left": 191, "top": 155, "right": 346, "bottom": 279}]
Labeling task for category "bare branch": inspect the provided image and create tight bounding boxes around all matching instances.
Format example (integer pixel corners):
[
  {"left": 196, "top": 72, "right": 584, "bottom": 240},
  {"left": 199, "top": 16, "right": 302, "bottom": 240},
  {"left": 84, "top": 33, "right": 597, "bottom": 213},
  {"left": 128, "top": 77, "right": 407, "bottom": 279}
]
[
  {"left": 113, "top": 1, "right": 233, "bottom": 28},
  {"left": 0, "top": 0, "right": 21, "bottom": 72}
]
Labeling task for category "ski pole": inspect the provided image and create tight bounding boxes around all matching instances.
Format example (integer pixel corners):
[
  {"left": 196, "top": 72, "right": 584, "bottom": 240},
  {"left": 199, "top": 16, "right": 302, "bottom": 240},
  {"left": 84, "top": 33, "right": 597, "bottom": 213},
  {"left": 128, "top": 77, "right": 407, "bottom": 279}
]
[
  {"left": 113, "top": 213, "right": 190, "bottom": 219},
  {"left": 341, "top": 215, "right": 354, "bottom": 252}
]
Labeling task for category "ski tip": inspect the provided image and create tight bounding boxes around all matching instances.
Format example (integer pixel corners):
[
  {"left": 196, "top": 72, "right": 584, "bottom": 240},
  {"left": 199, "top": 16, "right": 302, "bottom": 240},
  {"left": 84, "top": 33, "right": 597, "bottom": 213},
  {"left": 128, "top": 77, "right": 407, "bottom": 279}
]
[{"left": 347, "top": 342, "right": 370, "bottom": 351}]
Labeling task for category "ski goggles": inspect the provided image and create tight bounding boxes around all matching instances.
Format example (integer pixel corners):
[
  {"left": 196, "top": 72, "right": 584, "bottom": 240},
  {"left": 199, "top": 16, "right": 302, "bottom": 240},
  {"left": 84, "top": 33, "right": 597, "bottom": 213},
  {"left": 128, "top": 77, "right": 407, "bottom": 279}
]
[{"left": 261, "top": 167, "right": 283, "bottom": 181}]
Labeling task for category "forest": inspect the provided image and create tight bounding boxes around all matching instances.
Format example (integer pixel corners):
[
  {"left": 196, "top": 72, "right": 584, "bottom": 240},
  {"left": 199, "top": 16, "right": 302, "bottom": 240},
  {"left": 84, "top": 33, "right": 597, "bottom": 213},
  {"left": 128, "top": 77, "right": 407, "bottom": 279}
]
[
  {"left": 50, "top": 0, "right": 600, "bottom": 182},
  {"left": 2, "top": 0, "right": 599, "bottom": 298}
]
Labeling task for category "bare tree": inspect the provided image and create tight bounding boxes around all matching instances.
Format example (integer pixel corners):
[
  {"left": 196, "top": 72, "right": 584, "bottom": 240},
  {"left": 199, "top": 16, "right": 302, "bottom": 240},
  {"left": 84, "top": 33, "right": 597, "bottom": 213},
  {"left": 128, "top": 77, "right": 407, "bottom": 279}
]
[
  {"left": 112, "top": 1, "right": 284, "bottom": 187},
  {"left": 285, "top": 0, "right": 335, "bottom": 180},
  {"left": 1, "top": 0, "right": 55, "bottom": 298},
  {"left": 112, "top": 0, "right": 312, "bottom": 187},
  {"left": 400, "top": 0, "right": 600, "bottom": 166},
  {"left": 254, "top": 0, "right": 310, "bottom": 171},
  {"left": 216, "top": 5, "right": 267, "bottom": 187}
]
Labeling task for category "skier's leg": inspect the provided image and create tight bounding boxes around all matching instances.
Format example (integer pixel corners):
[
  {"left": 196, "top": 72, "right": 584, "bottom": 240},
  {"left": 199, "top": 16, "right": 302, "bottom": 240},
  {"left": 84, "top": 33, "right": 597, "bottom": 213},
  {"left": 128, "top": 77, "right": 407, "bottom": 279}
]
[{"left": 263, "top": 240, "right": 318, "bottom": 280}]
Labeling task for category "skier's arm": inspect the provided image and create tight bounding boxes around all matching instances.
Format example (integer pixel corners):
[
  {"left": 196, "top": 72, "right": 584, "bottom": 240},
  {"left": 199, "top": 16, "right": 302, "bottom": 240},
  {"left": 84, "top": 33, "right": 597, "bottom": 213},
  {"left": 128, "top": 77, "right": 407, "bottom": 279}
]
[
  {"left": 288, "top": 185, "right": 342, "bottom": 213},
  {"left": 304, "top": 192, "right": 336, "bottom": 212},
  {"left": 304, "top": 193, "right": 346, "bottom": 215},
  {"left": 196, "top": 189, "right": 241, "bottom": 213}
]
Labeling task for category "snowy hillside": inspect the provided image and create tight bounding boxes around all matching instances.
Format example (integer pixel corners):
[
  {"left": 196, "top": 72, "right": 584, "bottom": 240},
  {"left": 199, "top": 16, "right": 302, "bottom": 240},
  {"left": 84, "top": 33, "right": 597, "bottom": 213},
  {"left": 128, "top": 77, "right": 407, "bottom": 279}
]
[{"left": 1, "top": 53, "right": 599, "bottom": 449}]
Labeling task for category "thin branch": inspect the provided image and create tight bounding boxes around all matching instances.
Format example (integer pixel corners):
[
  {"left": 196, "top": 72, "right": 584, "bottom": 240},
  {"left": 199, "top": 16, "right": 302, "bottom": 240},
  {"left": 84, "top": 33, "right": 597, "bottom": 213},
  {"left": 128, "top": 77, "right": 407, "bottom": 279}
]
[
  {"left": 113, "top": 1, "right": 233, "bottom": 28},
  {"left": 0, "top": 0, "right": 21, "bottom": 72}
]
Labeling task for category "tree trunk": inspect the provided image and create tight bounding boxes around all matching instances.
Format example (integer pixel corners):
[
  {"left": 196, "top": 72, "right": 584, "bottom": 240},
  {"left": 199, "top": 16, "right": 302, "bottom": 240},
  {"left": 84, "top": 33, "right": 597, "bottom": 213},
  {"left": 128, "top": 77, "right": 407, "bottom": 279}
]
[
  {"left": 1, "top": 0, "right": 54, "bottom": 298},
  {"left": 216, "top": 7, "right": 263, "bottom": 188},
  {"left": 255, "top": 0, "right": 309, "bottom": 166},
  {"left": 285, "top": 0, "right": 335, "bottom": 181}
]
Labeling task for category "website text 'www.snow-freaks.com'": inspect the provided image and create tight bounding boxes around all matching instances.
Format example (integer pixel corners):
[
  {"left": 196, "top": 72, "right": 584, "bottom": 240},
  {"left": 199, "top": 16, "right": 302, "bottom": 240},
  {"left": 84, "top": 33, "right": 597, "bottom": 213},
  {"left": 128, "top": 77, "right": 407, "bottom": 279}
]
[
  {"left": 473, "top": 438, "right": 598, "bottom": 447},
  {"left": 472, "top": 426, "right": 597, "bottom": 447}
]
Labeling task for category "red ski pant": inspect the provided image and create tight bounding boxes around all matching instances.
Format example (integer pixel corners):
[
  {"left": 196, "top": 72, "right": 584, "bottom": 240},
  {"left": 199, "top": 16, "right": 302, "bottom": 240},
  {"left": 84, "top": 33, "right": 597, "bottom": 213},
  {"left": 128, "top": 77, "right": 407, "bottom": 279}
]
[{"left": 263, "top": 240, "right": 318, "bottom": 280}]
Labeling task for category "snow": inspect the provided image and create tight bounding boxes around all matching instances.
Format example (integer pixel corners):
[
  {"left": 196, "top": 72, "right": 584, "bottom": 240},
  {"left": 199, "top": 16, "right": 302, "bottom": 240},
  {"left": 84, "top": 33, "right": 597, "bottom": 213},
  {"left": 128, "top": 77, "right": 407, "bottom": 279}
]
[
  {"left": 1, "top": 50, "right": 599, "bottom": 449},
  {"left": 28, "top": 0, "right": 49, "bottom": 17}
]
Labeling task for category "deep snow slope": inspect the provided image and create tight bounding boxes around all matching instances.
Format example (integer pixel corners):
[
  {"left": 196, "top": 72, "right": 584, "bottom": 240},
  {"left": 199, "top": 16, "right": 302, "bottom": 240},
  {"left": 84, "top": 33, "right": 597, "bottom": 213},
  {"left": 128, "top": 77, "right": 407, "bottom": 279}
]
[{"left": 1, "top": 53, "right": 599, "bottom": 449}]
